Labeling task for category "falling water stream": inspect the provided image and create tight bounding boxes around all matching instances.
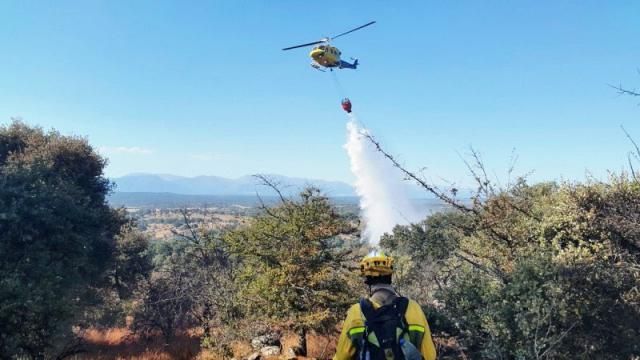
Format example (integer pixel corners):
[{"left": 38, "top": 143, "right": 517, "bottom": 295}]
[{"left": 344, "top": 115, "right": 421, "bottom": 246}]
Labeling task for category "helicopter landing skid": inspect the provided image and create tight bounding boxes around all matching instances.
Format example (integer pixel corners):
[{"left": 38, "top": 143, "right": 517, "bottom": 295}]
[{"left": 310, "top": 63, "right": 326, "bottom": 72}]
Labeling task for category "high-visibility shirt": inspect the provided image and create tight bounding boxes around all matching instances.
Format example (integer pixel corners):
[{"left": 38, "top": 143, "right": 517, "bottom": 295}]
[{"left": 333, "top": 298, "right": 437, "bottom": 360}]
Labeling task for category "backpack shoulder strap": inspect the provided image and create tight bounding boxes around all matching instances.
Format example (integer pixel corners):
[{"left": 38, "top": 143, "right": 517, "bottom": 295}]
[
  {"left": 395, "top": 296, "right": 410, "bottom": 317},
  {"left": 393, "top": 296, "right": 410, "bottom": 334},
  {"left": 359, "top": 297, "right": 376, "bottom": 323},
  {"left": 356, "top": 298, "right": 375, "bottom": 360}
]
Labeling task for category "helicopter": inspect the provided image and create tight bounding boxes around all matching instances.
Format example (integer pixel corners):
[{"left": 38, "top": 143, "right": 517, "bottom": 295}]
[{"left": 282, "top": 21, "right": 376, "bottom": 71}]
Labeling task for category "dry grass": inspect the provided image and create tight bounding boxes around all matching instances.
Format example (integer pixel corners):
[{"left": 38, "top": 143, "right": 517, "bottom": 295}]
[
  {"left": 433, "top": 336, "right": 467, "bottom": 359},
  {"left": 306, "top": 331, "right": 338, "bottom": 359},
  {"left": 230, "top": 341, "right": 253, "bottom": 359},
  {"left": 76, "top": 327, "right": 351, "bottom": 359},
  {"left": 76, "top": 327, "right": 201, "bottom": 360},
  {"left": 83, "top": 328, "right": 132, "bottom": 346}
]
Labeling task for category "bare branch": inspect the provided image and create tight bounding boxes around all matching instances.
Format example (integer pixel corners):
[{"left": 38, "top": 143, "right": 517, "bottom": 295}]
[
  {"left": 537, "top": 321, "right": 578, "bottom": 359},
  {"left": 255, "top": 191, "right": 286, "bottom": 221},
  {"left": 622, "top": 125, "right": 640, "bottom": 157},
  {"left": 610, "top": 83, "right": 640, "bottom": 97},
  {"left": 463, "top": 147, "right": 495, "bottom": 198},
  {"left": 507, "top": 148, "right": 519, "bottom": 187},
  {"left": 454, "top": 252, "right": 505, "bottom": 282},
  {"left": 621, "top": 125, "right": 640, "bottom": 181},
  {"left": 253, "top": 174, "right": 288, "bottom": 205},
  {"left": 179, "top": 208, "right": 200, "bottom": 244},
  {"left": 628, "top": 153, "right": 638, "bottom": 182},
  {"left": 362, "top": 132, "right": 474, "bottom": 213}
]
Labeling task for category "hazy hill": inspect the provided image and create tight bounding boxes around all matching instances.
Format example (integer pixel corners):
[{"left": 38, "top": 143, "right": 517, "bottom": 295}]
[
  {"left": 112, "top": 173, "right": 356, "bottom": 197},
  {"left": 107, "top": 192, "right": 365, "bottom": 210},
  {"left": 110, "top": 173, "right": 469, "bottom": 210}
]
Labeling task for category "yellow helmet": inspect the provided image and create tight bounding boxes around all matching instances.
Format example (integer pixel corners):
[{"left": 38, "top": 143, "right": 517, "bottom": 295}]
[{"left": 360, "top": 251, "right": 394, "bottom": 277}]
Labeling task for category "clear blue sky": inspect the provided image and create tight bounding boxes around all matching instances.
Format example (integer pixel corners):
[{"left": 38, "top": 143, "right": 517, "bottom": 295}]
[{"left": 1, "top": 1, "right": 639, "bottom": 186}]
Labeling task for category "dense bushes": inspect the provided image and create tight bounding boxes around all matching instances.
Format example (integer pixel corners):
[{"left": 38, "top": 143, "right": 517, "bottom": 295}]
[
  {"left": 382, "top": 178, "right": 640, "bottom": 359},
  {"left": 5, "top": 119, "right": 639, "bottom": 359},
  {"left": 130, "top": 187, "right": 362, "bottom": 355},
  {"left": 225, "top": 187, "right": 359, "bottom": 331}
]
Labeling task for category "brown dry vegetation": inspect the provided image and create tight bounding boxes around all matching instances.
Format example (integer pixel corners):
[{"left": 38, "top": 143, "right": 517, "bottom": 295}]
[
  {"left": 139, "top": 210, "right": 250, "bottom": 242},
  {"left": 77, "top": 327, "right": 343, "bottom": 360},
  {"left": 78, "top": 328, "right": 201, "bottom": 360},
  {"left": 77, "top": 327, "right": 467, "bottom": 360}
]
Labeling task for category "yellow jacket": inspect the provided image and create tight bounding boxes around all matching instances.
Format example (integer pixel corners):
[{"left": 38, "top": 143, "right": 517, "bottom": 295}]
[{"left": 333, "top": 297, "right": 437, "bottom": 360}]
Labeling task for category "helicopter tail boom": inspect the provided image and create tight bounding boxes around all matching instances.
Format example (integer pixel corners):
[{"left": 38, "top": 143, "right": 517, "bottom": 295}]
[{"left": 338, "top": 59, "right": 358, "bottom": 69}]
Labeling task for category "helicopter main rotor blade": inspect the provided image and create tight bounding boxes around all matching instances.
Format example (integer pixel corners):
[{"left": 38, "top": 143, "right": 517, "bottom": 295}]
[
  {"left": 330, "top": 21, "right": 376, "bottom": 40},
  {"left": 282, "top": 40, "right": 325, "bottom": 51}
]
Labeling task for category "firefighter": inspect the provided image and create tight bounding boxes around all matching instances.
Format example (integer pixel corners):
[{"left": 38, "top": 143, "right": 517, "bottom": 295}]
[{"left": 333, "top": 252, "right": 436, "bottom": 360}]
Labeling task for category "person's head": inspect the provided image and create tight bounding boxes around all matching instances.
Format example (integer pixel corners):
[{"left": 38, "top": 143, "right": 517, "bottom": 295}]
[{"left": 360, "top": 251, "right": 394, "bottom": 286}]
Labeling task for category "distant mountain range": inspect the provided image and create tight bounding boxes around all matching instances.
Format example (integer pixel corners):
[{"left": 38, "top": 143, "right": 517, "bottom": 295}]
[
  {"left": 111, "top": 173, "right": 357, "bottom": 197},
  {"left": 108, "top": 192, "right": 361, "bottom": 209},
  {"left": 109, "top": 173, "right": 465, "bottom": 210}
]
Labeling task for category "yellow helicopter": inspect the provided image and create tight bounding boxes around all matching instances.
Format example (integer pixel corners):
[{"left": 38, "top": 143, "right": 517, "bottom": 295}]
[{"left": 282, "top": 21, "right": 375, "bottom": 71}]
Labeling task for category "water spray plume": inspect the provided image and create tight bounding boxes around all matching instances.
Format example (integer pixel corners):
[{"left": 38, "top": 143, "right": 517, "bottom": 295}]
[{"left": 344, "top": 114, "right": 421, "bottom": 246}]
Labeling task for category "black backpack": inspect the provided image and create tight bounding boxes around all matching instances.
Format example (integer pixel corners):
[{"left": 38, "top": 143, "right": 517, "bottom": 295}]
[{"left": 357, "top": 296, "right": 412, "bottom": 360}]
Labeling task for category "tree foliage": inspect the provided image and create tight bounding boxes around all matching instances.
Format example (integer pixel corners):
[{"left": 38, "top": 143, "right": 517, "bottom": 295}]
[
  {"left": 92, "top": 223, "right": 153, "bottom": 328},
  {"left": 129, "top": 186, "right": 362, "bottom": 355},
  {"left": 133, "top": 210, "right": 239, "bottom": 350},
  {"left": 224, "top": 184, "right": 360, "bottom": 335},
  {"left": 0, "top": 121, "right": 133, "bottom": 358}
]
